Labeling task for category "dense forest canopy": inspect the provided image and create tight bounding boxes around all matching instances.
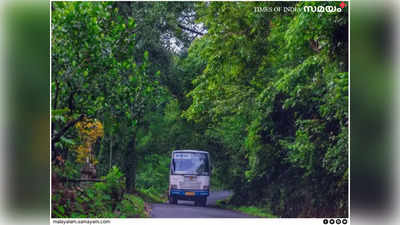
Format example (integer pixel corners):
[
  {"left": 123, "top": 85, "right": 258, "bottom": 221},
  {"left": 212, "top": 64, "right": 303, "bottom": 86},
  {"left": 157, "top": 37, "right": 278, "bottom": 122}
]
[{"left": 51, "top": 1, "right": 348, "bottom": 218}]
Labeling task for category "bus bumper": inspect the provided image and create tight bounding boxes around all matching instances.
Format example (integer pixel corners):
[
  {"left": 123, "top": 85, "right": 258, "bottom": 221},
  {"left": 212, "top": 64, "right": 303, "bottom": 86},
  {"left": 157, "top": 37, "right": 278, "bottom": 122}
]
[{"left": 170, "top": 189, "right": 209, "bottom": 197}]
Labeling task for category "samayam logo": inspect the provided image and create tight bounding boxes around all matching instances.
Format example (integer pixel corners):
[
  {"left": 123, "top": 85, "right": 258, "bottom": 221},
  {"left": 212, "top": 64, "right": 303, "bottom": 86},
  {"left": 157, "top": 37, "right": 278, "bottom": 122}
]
[{"left": 304, "top": 1, "right": 347, "bottom": 13}]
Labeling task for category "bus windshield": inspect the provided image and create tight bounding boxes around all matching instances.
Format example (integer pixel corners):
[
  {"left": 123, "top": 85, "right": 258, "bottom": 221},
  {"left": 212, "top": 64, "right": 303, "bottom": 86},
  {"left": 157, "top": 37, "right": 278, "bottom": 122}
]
[{"left": 172, "top": 152, "right": 209, "bottom": 175}]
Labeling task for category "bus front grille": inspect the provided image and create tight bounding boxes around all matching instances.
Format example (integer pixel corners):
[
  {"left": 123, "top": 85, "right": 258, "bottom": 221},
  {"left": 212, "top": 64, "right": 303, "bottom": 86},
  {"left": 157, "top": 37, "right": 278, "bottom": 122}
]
[{"left": 179, "top": 181, "right": 201, "bottom": 189}]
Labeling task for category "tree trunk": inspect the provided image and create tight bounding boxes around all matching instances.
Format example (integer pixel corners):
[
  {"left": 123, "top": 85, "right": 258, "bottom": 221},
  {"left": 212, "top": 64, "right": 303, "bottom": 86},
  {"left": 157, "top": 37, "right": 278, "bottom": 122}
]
[
  {"left": 109, "top": 136, "right": 113, "bottom": 170},
  {"left": 124, "top": 134, "right": 137, "bottom": 193}
]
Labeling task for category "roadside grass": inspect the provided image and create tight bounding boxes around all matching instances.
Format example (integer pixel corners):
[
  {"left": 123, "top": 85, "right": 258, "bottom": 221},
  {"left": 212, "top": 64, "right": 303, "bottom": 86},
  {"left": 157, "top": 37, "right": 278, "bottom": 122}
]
[
  {"left": 216, "top": 199, "right": 277, "bottom": 218},
  {"left": 116, "top": 194, "right": 149, "bottom": 218},
  {"left": 136, "top": 188, "right": 168, "bottom": 203},
  {"left": 134, "top": 188, "right": 168, "bottom": 218},
  {"left": 210, "top": 185, "right": 227, "bottom": 191}
]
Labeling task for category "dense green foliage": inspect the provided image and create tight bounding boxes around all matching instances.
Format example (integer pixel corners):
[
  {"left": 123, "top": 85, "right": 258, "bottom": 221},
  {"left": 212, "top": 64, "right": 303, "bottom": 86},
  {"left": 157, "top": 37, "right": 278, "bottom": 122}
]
[
  {"left": 52, "top": 1, "right": 348, "bottom": 218},
  {"left": 52, "top": 167, "right": 148, "bottom": 218},
  {"left": 183, "top": 2, "right": 348, "bottom": 217}
]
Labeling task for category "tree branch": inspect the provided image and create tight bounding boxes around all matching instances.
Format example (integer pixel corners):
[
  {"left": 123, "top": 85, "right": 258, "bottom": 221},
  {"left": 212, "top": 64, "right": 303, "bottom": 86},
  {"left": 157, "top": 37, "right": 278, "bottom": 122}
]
[
  {"left": 53, "top": 79, "right": 60, "bottom": 109},
  {"left": 52, "top": 114, "right": 85, "bottom": 146},
  {"left": 177, "top": 24, "right": 204, "bottom": 36},
  {"left": 60, "top": 178, "right": 104, "bottom": 183}
]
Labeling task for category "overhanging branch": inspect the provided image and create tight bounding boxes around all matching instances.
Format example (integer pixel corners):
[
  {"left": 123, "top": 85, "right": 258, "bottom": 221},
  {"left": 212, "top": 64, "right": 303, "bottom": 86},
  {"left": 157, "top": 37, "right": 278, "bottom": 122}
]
[
  {"left": 52, "top": 114, "right": 85, "bottom": 147},
  {"left": 178, "top": 24, "right": 204, "bottom": 36}
]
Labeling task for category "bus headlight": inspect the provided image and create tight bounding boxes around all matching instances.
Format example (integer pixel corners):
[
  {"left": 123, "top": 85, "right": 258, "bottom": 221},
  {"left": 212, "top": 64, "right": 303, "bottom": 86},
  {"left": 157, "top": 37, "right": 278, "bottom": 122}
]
[{"left": 203, "top": 185, "right": 209, "bottom": 190}]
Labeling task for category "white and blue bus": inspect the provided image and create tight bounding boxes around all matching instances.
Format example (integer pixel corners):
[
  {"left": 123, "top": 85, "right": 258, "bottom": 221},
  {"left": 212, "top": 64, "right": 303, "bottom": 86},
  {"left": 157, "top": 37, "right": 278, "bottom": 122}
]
[{"left": 168, "top": 150, "right": 210, "bottom": 206}]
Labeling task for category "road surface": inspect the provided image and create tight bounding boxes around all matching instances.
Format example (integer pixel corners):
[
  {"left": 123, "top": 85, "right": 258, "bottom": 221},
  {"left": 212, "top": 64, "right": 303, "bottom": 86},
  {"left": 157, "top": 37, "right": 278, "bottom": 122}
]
[{"left": 150, "top": 190, "right": 255, "bottom": 218}]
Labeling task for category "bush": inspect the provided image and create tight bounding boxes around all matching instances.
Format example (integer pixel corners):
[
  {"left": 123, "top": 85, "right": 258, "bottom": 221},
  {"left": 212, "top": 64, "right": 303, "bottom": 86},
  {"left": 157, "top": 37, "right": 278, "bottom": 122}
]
[
  {"left": 52, "top": 166, "right": 148, "bottom": 218},
  {"left": 116, "top": 194, "right": 148, "bottom": 218},
  {"left": 137, "top": 187, "right": 167, "bottom": 203}
]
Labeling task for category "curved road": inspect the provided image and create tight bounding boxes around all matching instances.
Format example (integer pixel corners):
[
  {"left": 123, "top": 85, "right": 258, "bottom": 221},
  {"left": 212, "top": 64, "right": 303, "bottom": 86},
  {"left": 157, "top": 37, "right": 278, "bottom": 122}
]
[{"left": 150, "top": 190, "right": 255, "bottom": 218}]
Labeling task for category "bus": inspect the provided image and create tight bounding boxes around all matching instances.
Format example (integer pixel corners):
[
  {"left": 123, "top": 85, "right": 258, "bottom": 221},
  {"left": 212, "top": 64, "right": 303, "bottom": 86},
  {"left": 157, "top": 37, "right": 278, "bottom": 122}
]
[{"left": 168, "top": 150, "right": 211, "bottom": 206}]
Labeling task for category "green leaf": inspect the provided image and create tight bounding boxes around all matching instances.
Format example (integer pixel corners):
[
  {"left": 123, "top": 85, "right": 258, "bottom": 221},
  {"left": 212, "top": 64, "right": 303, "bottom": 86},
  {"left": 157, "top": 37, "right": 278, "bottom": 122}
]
[{"left": 57, "top": 205, "right": 65, "bottom": 214}]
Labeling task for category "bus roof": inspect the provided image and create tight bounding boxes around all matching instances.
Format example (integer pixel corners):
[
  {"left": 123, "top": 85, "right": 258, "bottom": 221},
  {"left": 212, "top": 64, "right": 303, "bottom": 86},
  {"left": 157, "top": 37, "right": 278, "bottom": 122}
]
[{"left": 172, "top": 149, "right": 209, "bottom": 154}]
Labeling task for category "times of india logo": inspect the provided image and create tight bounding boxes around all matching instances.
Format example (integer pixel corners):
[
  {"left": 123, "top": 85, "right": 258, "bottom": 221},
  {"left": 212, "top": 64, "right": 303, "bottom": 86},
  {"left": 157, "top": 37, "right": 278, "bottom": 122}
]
[{"left": 254, "top": 2, "right": 347, "bottom": 13}]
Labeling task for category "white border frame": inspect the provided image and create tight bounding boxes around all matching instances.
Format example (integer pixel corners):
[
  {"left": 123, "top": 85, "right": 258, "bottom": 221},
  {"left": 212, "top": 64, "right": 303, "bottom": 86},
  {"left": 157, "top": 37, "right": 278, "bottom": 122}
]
[{"left": 49, "top": 1, "right": 351, "bottom": 224}]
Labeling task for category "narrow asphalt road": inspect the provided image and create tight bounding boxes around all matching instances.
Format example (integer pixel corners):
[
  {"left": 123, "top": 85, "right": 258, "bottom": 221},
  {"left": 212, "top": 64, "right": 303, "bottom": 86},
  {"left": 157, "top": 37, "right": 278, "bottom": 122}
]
[{"left": 150, "top": 190, "right": 255, "bottom": 218}]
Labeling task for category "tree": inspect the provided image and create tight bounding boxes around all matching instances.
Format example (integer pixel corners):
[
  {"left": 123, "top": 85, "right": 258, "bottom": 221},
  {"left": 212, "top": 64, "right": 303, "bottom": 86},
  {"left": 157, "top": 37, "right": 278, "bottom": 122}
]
[
  {"left": 52, "top": 1, "right": 163, "bottom": 192},
  {"left": 184, "top": 1, "right": 348, "bottom": 217}
]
